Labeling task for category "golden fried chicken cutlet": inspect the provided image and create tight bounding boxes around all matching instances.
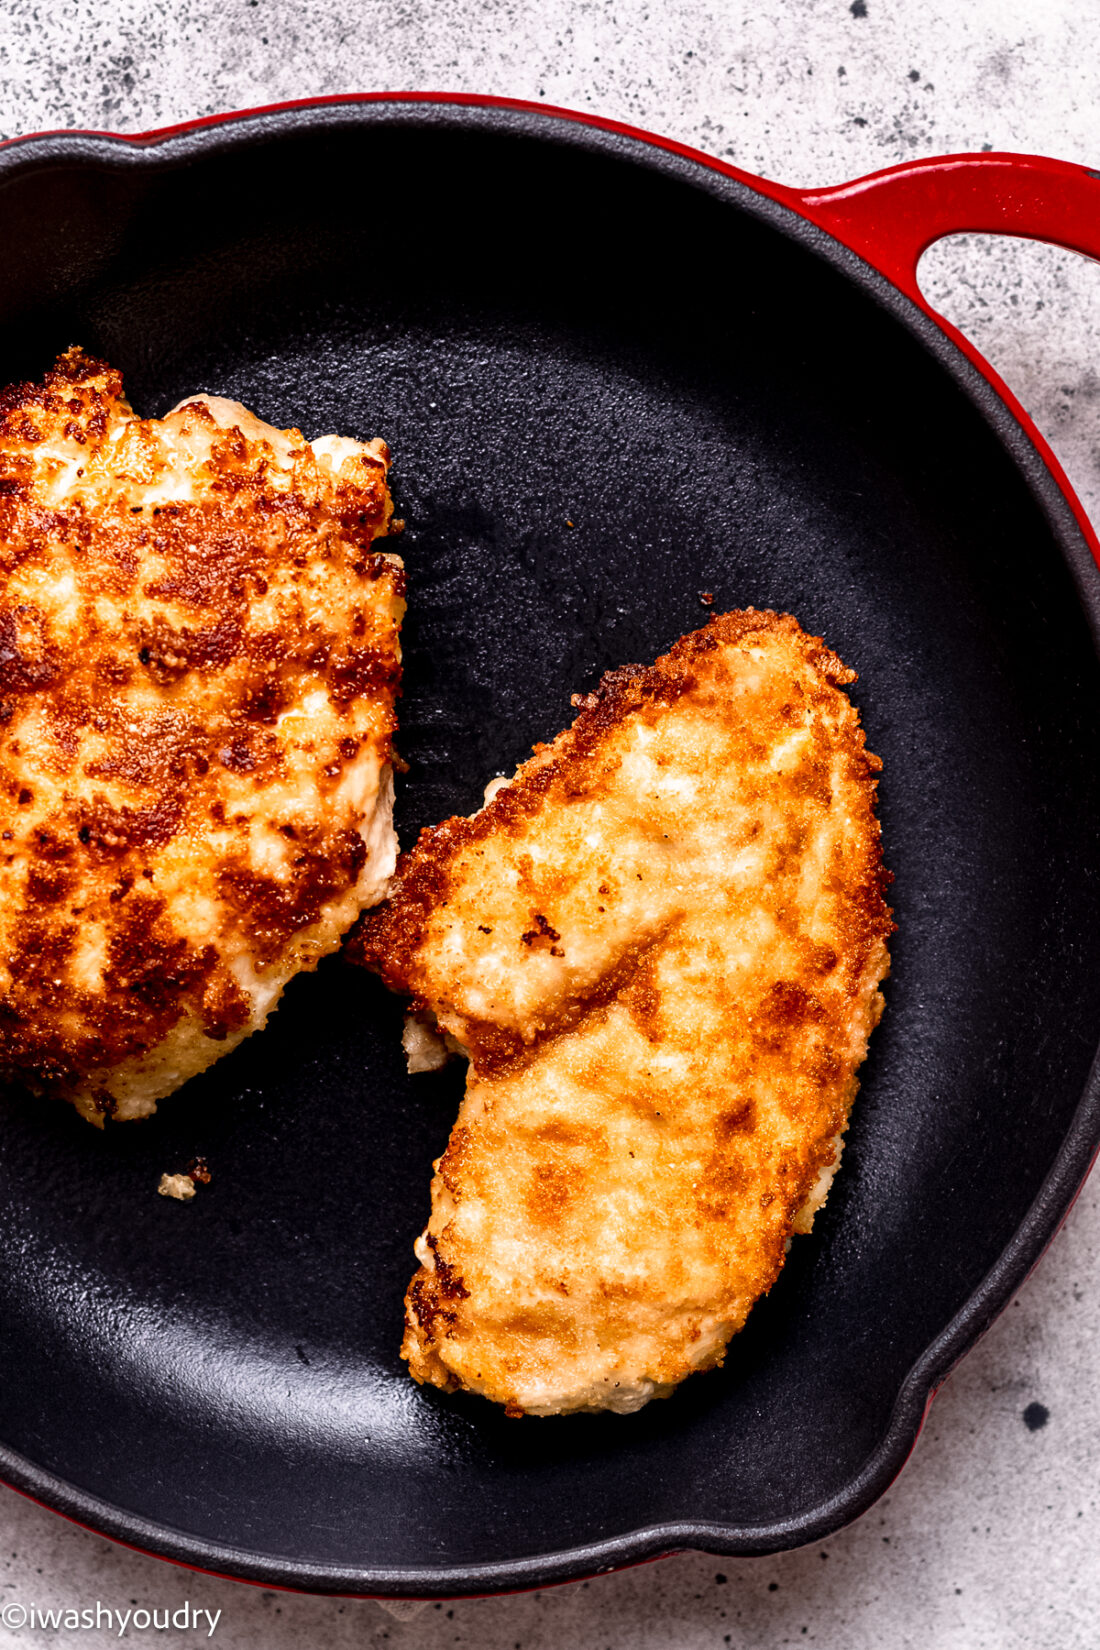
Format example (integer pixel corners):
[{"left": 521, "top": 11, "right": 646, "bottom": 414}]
[
  {"left": 0, "top": 348, "right": 403, "bottom": 1123},
  {"left": 355, "top": 610, "right": 892, "bottom": 1416}
]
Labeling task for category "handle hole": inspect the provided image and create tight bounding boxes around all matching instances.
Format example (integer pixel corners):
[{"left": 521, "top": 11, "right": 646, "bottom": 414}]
[{"left": 918, "top": 233, "right": 1100, "bottom": 531}]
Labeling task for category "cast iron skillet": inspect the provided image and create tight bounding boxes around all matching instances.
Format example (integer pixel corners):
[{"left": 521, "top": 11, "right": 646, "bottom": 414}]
[{"left": 1, "top": 95, "right": 1100, "bottom": 1597}]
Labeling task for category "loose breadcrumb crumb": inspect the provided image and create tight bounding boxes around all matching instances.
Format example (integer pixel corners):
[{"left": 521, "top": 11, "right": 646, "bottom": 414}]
[{"left": 158, "top": 1172, "right": 196, "bottom": 1202}]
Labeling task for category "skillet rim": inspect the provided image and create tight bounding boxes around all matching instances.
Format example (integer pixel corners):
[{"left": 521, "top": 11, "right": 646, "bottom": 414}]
[{"left": 0, "top": 92, "right": 1099, "bottom": 1597}]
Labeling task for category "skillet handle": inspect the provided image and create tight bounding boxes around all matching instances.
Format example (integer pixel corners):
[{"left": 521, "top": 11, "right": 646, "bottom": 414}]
[
  {"left": 791, "top": 151, "right": 1100, "bottom": 565},
  {"left": 793, "top": 151, "right": 1100, "bottom": 302}
]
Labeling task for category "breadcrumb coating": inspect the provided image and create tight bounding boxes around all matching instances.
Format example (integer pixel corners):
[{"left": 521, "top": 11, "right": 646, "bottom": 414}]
[
  {"left": 354, "top": 610, "right": 893, "bottom": 1415},
  {"left": 0, "top": 348, "right": 403, "bottom": 1122}
]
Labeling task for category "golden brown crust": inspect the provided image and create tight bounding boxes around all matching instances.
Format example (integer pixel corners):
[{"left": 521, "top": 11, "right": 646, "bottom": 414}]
[
  {"left": 0, "top": 348, "right": 403, "bottom": 1118},
  {"left": 353, "top": 610, "right": 893, "bottom": 1415}
]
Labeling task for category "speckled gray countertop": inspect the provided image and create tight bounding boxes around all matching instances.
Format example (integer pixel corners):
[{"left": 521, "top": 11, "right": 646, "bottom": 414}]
[{"left": 1, "top": 3, "right": 1100, "bottom": 1646}]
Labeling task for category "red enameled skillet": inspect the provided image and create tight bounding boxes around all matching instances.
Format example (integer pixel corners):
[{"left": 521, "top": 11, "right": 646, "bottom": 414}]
[{"left": 0, "top": 94, "right": 1099, "bottom": 1597}]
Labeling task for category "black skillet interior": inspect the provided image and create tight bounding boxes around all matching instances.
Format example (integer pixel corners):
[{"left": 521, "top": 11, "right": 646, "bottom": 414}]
[{"left": 1, "top": 103, "right": 1099, "bottom": 1593}]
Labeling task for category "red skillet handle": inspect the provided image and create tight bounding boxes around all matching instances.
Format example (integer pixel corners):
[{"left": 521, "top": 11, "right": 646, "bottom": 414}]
[
  {"left": 789, "top": 150, "right": 1100, "bottom": 564},
  {"left": 792, "top": 151, "right": 1100, "bottom": 302}
]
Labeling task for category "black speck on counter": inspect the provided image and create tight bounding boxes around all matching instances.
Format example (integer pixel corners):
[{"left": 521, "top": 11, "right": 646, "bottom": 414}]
[
  {"left": 850, "top": 0, "right": 868, "bottom": 15},
  {"left": 1023, "top": 1401, "right": 1050, "bottom": 1431}
]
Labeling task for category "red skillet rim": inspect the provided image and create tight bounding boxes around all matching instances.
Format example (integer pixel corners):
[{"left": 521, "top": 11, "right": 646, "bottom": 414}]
[{"left": 0, "top": 91, "right": 1098, "bottom": 1598}]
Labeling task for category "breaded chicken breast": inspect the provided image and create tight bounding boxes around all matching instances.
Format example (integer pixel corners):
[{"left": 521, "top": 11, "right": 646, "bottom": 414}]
[
  {"left": 354, "top": 611, "right": 892, "bottom": 1415},
  {"left": 0, "top": 348, "right": 403, "bottom": 1123}
]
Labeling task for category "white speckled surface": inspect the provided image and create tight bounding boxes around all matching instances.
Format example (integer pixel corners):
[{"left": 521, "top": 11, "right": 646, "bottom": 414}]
[{"left": 1, "top": 2, "right": 1100, "bottom": 1645}]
